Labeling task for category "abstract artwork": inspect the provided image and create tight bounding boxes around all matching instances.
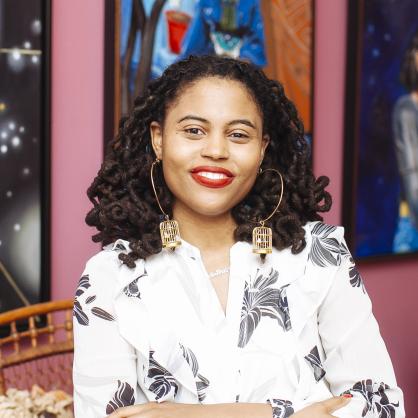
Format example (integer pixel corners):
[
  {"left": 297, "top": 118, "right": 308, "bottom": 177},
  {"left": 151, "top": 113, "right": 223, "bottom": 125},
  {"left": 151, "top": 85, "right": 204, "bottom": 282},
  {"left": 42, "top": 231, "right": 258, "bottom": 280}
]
[
  {"left": 0, "top": 0, "right": 51, "bottom": 312},
  {"left": 343, "top": 0, "right": 418, "bottom": 259},
  {"left": 104, "top": 0, "right": 314, "bottom": 148}
]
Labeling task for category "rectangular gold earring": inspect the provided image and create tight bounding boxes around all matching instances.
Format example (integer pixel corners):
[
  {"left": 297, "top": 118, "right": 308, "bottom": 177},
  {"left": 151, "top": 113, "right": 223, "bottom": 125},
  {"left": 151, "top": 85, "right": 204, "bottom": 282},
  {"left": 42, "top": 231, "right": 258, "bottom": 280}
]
[
  {"left": 252, "top": 224, "right": 273, "bottom": 254},
  {"left": 160, "top": 218, "right": 182, "bottom": 248}
]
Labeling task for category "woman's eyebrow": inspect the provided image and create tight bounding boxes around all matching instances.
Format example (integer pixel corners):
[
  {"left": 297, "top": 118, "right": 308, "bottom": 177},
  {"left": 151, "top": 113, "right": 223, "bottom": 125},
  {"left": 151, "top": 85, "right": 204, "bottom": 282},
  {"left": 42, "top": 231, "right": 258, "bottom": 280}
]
[
  {"left": 177, "top": 115, "right": 208, "bottom": 124},
  {"left": 177, "top": 115, "right": 256, "bottom": 129},
  {"left": 227, "top": 119, "right": 256, "bottom": 129}
]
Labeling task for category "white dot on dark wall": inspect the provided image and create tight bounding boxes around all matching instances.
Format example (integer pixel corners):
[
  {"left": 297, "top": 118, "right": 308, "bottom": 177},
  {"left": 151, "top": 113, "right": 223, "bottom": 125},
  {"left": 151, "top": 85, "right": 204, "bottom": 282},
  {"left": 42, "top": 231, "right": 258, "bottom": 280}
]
[
  {"left": 12, "top": 50, "right": 21, "bottom": 60},
  {"left": 0, "top": 144, "right": 8, "bottom": 154},
  {"left": 19, "top": 126, "right": 25, "bottom": 133},
  {"left": 23, "top": 41, "right": 31, "bottom": 49},
  {"left": 7, "top": 50, "right": 25, "bottom": 72},
  {"left": 32, "top": 137, "right": 38, "bottom": 143},
  {"left": 0, "top": 240, "right": 2, "bottom": 246},
  {"left": 8, "top": 122, "right": 16, "bottom": 131},
  {"left": 1, "top": 131, "right": 7, "bottom": 139},
  {"left": 14, "top": 224, "right": 21, "bottom": 232},
  {"left": 31, "top": 19, "right": 42, "bottom": 35},
  {"left": 23, "top": 167, "right": 30, "bottom": 175},
  {"left": 31, "top": 55, "right": 39, "bottom": 64},
  {"left": 6, "top": 190, "right": 12, "bottom": 198},
  {"left": 11, "top": 136, "right": 21, "bottom": 147}
]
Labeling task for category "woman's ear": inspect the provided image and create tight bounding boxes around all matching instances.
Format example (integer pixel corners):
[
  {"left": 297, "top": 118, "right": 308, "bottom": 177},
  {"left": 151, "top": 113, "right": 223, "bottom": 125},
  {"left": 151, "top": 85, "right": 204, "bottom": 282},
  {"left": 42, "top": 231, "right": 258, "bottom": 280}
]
[
  {"left": 150, "top": 121, "right": 163, "bottom": 159},
  {"left": 260, "top": 133, "right": 270, "bottom": 163}
]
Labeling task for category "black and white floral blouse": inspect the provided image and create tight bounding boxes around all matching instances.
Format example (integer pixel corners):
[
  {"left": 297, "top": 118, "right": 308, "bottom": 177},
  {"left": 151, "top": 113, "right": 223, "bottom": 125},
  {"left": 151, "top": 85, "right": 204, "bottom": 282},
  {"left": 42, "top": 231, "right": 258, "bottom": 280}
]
[{"left": 72, "top": 221, "right": 405, "bottom": 418}]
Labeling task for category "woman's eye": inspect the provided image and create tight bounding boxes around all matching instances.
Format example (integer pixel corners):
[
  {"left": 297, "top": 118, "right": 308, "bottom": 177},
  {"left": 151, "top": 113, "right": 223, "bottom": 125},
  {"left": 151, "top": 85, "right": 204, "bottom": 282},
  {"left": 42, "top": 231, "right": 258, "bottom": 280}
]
[
  {"left": 230, "top": 132, "right": 249, "bottom": 140},
  {"left": 184, "top": 127, "right": 203, "bottom": 135}
]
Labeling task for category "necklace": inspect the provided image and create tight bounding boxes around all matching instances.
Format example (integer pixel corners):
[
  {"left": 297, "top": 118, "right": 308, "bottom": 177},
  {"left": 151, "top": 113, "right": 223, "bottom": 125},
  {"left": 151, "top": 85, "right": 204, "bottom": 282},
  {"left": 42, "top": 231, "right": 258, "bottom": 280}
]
[{"left": 208, "top": 266, "right": 230, "bottom": 278}]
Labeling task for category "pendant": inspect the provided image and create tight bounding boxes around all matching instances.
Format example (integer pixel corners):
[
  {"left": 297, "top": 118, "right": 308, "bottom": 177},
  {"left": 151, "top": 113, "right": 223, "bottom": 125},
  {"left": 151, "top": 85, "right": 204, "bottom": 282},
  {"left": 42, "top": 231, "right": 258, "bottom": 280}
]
[
  {"left": 160, "top": 219, "right": 182, "bottom": 249},
  {"left": 252, "top": 224, "right": 272, "bottom": 254}
]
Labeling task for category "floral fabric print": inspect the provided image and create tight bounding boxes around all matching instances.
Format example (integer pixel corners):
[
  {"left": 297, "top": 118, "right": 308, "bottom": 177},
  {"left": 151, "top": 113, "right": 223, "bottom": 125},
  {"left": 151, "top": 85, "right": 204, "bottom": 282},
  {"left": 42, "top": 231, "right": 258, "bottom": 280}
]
[
  {"left": 342, "top": 379, "right": 400, "bottom": 418},
  {"left": 123, "top": 270, "right": 147, "bottom": 298},
  {"left": 73, "top": 274, "right": 115, "bottom": 326},
  {"left": 238, "top": 267, "right": 291, "bottom": 348},
  {"left": 180, "top": 344, "right": 210, "bottom": 402},
  {"left": 309, "top": 222, "right": 369, "bottom": 295},
  {"left": 72, "top": 222, "right": 405, "bottom": 418},
  {"left": 73, "top": 275, "right": 91, "bottom": 326},
  {"left": 146, "top": 351, "right": 179, "bottom": 400},
  {"left": 348, "top": 257, "right": 366, "bottom": 293},
  {"left": 268, "top": 398, "right": 295, "bottom": 418},
  {"left": 308, "top": 223, "right": 342, "bottom": 267},
  {"left": 304, "top": 346, "right": 326, "bottom": 382},
  {"left": 106, "top": 380, "right": 135, "bottom": 414}
]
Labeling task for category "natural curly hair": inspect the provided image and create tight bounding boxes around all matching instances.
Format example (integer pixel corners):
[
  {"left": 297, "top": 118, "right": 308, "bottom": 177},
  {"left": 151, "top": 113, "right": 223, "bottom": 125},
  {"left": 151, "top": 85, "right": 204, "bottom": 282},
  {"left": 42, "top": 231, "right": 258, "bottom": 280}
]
[{"left": 86, "top": 54, "right": 332, "bottom": 268}]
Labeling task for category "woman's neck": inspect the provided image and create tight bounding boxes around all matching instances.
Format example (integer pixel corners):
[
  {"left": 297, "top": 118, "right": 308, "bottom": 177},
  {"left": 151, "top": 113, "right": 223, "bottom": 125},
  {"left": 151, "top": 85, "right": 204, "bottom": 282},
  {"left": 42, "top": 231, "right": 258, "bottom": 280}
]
[{"left": 172, "top": 200, "right": 237, "bottom": 252}]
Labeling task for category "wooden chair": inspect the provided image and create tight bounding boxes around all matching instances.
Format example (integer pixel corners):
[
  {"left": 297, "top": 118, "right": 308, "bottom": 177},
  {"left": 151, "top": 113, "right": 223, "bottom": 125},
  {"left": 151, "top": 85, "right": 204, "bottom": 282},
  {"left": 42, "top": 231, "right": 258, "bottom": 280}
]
[{"left": 0, "top": 299, "right": 74, "bottom": 396}]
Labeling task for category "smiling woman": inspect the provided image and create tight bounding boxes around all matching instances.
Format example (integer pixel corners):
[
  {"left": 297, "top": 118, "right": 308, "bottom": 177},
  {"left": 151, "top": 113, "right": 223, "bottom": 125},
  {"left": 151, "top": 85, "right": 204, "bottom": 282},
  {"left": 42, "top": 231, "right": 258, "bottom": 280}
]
[
  {"left": 149, "top": 76, "right": 269, "bottom": 226},
  {"left": 73, "top": 55, "right": 405, "bottom": 418}
]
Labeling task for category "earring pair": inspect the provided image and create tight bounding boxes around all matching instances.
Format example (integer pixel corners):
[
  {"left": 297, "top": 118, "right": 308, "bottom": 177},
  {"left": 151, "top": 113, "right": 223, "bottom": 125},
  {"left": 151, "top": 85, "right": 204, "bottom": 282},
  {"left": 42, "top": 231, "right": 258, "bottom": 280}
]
[{"left": 150, "top": 159, "right": 284, "bottom": 254}]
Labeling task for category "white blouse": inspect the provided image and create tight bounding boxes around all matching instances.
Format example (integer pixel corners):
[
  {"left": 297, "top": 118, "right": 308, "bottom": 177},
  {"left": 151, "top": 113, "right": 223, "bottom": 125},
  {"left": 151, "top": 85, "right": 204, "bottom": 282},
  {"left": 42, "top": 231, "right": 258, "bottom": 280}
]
[{"left": 72, "top": 221, "right": 405, "bottom": 418}]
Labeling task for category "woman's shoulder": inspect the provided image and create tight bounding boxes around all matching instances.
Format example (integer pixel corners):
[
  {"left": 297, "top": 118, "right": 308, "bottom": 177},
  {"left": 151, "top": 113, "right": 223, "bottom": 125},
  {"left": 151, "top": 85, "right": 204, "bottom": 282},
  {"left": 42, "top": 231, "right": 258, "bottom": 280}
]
[
  {"left": 84, "top": 238, "right": 129, "bottom": 268},
  {"left": 301, "top": 221, "right": 349, "bottom": 268},
  {"left": 303, "top": 220, "right": 345, "bottom": 243},
  {"left": 79, "top": 239, "right": 141, "bottom": 290},
  {"left": 74, "top": 239, "right": 137, "bottom": 326}
]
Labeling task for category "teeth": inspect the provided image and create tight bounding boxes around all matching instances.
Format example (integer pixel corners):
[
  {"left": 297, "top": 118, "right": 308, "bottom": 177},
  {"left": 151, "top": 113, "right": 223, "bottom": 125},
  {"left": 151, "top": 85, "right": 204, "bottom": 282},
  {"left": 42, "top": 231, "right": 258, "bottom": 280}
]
[{"left": 197, "top": 171, "right": 228, "bottom": 180}]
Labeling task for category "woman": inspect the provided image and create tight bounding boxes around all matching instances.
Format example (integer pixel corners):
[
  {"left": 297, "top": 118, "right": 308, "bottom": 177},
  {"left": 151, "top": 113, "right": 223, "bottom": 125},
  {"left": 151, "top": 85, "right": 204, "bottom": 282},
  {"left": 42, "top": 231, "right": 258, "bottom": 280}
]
[
  {"left": 73, "top": 55, "right": 404, "bottom": 417},
  {"left": 392, "top": 30, "right": 418, "bottom": 253}
]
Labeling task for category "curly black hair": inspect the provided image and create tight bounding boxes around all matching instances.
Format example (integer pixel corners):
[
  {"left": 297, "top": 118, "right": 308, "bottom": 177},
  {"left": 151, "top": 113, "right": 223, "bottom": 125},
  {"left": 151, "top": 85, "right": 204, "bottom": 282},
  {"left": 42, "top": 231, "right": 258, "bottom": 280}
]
[
  {"left": 400, "top": 30, "right": 418, "bottom": 92},
  {"left": 86, "top": 54, "right": 332, "bottom": 268}
]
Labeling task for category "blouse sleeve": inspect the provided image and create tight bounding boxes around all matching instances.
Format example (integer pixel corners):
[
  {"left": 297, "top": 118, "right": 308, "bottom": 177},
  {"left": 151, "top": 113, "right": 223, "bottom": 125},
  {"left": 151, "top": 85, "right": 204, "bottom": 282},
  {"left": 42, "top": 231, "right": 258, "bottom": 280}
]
[
  {"left": 315, "top": 233, "right": 405, "bottom": 418},
  {"left": 72, "top": 249, "right": 145, "bottom": 418}
]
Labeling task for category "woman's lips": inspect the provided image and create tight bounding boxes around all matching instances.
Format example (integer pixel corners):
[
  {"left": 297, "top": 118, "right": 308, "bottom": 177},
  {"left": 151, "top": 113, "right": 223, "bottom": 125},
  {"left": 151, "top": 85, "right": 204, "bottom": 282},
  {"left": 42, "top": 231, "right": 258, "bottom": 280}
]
[{"left": 190, "top": 166, "right": 235, "bottom": 189}]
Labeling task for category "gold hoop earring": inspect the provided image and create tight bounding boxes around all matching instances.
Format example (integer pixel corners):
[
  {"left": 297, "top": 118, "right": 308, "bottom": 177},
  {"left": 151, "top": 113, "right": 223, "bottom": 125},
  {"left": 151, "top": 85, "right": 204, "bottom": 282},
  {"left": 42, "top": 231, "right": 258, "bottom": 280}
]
[
  {"left": 150, "top": 158, "right": 182, "bottom": 249},
  {"left": 251, "top": 168, "right": 284, "bottom": 254}
]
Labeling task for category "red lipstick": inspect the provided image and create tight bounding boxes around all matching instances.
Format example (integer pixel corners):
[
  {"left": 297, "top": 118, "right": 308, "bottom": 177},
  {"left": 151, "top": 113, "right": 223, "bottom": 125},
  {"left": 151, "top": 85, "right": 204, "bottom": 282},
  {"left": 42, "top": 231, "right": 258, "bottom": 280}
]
[{"left": 190, "top": 165, "right": 235, "bottom": 188}]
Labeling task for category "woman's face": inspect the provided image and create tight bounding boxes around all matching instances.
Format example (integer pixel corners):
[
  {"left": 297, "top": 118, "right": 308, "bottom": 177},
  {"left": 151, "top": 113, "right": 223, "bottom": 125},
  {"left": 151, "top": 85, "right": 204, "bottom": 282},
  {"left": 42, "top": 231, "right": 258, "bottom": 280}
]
[{"left": 150, "top": 76, "right": 269, "bottom": 218}]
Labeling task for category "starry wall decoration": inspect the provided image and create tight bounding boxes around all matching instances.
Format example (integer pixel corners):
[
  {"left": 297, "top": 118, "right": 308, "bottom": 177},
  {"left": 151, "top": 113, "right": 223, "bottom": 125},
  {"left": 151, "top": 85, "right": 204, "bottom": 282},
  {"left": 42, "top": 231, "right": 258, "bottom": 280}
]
[{"left": 0, "top": 0, "right": 51, "bottom": 313}]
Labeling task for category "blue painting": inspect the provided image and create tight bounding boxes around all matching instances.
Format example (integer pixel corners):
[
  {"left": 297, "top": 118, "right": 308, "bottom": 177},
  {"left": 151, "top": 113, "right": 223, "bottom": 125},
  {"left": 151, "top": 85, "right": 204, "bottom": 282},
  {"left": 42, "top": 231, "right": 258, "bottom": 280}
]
[
  {"left": 111, "top": 0, "right": 314, "bottom": 142},
  {"left": 347, "top": 0, "right": 418, "bottom": 258}
]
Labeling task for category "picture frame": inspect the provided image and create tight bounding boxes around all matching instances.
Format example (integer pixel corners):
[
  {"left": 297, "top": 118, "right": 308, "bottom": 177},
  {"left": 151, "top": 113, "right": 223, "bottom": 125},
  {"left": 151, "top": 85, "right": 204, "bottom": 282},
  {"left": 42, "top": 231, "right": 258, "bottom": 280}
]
[
  {"left": 343, "top": 0, "right": 418, "bottom": 260},
  {"left": 0, "top": 0, "right": 51, "bottom": 313},
  {"left": 103, "top": 0, "right": 315, "bottom": 152}
]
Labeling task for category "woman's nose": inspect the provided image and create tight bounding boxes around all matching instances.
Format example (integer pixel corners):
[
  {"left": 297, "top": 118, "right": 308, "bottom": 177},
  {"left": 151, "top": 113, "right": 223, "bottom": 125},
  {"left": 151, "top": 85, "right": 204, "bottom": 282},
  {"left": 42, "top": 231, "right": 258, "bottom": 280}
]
[{"left": 200, "top": 134, "right": 229, "bottom": 159}]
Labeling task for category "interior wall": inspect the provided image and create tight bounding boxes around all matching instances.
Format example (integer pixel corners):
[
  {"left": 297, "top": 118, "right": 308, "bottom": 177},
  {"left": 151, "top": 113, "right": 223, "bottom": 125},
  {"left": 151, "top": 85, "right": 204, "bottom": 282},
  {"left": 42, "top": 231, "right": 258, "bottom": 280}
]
[
  {"left": 50, "top": 0, "right": 104, "bottom": 300},
  {"left": 314, "top": 1, "right": 417, "bottom": 415},
  {"left": 51, "top": 0, "right": 417, "bottom": 414}
]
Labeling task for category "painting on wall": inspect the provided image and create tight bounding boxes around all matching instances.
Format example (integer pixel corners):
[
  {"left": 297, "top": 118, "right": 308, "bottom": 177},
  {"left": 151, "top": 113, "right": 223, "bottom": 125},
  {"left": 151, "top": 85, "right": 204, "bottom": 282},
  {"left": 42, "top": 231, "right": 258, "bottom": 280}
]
[
  {"left": 0, "top": 0, "right": 51, "bottom": 313},
  {"left": 104, "top": 0, "right": 315, "bottom": 149},
  {"left": 343, "top": 0, "right": 418, "bottom": 259}
]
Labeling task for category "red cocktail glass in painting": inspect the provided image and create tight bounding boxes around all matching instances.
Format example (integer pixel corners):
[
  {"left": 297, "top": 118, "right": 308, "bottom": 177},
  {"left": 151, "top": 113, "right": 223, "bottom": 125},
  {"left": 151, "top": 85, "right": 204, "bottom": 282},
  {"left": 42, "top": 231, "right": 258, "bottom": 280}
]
[{"left": 165, "top": 10, "right": 191, "bottom": 54}]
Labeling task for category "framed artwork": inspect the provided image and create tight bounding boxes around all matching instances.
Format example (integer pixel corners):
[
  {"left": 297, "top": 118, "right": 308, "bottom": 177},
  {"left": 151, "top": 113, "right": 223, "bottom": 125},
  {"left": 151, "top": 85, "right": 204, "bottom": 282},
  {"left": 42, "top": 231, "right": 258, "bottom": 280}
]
[
  {"left": 0, "top": 0, "right": 51, "bottom": 313},
  {"left": 343, "top": 0, "right": 418, "bottom": 259},
  {"left": 104, "top": 0, "right": 315, "bottom": 149}
]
